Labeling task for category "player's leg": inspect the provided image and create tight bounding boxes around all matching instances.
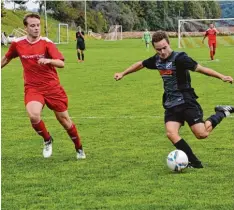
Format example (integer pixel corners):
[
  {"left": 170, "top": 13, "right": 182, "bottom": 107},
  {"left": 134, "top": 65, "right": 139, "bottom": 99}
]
[
  {"left": 54, "top": 110, "right": 86, "bottom": 159},
  {"left": 165, "top": 121, "right": 203, "bottom": 168},
  {"left": 81, "top": 50, "right": 84, "bottom": 62},
  {"left": 77, "top": 48, "right": 81, "bottom": 62},
  {"left": 45, "top": 87, "right": 85, "bottom": 159},
  {"left": 183, "top": 99, "right": 210, "bottom": 139},
  {"left": 208, "top": 41, "right": 214, "bottom": 60},
  {"left": 146, "top": 41, "right": 149, "bottom": 49},
  {"left": 188, "top": 102, "right": 234, "bottom": 139},
  {"left": 25, "top": 96, "right": 53, "bottom": 158},
  {"left": 213, "top": 42, "right": 216, "bottom": 57},
  {"left": 165, "top": 107, "right": 203, "bottom": 168},
  {"left": 80, "top": 42, "right": 85, "bottom": 61},
  {"left": 206, "top": 105, "right": 234, "bottom": 129}
]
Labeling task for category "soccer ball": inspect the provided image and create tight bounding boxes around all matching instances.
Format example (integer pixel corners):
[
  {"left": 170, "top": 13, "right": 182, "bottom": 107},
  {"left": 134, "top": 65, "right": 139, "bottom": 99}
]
[{"left": 167, "top": 150, "right": 188, "bottom": 172}]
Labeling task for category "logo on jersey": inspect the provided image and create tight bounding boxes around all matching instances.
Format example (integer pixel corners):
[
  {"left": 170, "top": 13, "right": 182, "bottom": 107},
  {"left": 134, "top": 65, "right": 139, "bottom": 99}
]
[
  {"left": 159, "top": 69, "right": 173, "bottom": 76},
  {"left": 166, "top": 62, "right": 172, "bottom": 69},
  {"left": 21, "top": 54, "right": 45, "bottom": 59}
]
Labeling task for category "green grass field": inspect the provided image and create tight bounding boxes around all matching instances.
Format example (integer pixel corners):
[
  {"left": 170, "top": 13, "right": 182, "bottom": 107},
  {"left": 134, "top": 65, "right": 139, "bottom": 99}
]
[{"left": 1, "top": 38, "right": 234, "bottom": 210}]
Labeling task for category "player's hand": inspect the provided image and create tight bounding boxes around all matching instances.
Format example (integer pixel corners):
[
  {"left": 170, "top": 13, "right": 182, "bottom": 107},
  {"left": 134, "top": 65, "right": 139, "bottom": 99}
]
[
  {"left": 114, "top": 73, "right": 124, "bottom": 81},
  {"left": 38, "top": 58, "right": 51, "bottom": 65},
  {"left": 222, "top": 76, "right": 233, "bottom": 84}
]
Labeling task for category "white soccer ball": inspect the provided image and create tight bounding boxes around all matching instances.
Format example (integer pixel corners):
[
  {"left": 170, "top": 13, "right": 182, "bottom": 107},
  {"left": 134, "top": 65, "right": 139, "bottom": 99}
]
[{"left": 167, "top": 150, "right": 188, "bottom": 172}]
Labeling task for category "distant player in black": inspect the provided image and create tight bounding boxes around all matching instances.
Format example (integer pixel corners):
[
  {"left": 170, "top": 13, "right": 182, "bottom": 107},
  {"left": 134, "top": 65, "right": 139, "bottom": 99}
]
[
  {"left": 76, "top": 27, "right": 85, "bottom": 62},
  {"left": 114, "top": 30, "right": 234, "bottom": 168}
]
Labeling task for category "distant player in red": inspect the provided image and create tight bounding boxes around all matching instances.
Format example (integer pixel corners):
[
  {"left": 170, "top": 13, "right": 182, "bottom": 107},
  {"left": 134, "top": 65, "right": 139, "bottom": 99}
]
[
  {"left": 202, "top": 23, "right": 219, "bottom": 60},
  {"left": 1, "top": 13, "right": 86, "bottom": 160}
]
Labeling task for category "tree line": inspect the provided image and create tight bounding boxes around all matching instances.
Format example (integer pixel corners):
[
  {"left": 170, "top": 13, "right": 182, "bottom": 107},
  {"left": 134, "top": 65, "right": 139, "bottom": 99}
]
[{"left": 3, "top": 1, "right": 222, "bottom": 32}]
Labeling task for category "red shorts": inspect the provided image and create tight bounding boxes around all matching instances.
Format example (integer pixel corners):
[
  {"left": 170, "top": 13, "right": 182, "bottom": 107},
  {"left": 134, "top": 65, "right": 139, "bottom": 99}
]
[
  {"left": 208, "top": 40, "right": 216, "bottom": 48},
  {"left": 24, "top": 86, "right": 68, "bottom": 112}
]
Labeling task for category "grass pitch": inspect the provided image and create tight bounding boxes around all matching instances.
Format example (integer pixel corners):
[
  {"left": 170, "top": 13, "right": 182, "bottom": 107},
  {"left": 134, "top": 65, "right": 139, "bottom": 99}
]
[{"left": 1, "top": 38, "right": 234, "bottom": 210}]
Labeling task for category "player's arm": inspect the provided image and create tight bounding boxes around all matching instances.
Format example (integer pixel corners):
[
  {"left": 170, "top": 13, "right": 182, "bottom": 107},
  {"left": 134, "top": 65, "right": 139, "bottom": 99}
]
[
  {"left": 114, "top": 61, "right": 144, "bottom": 81},
  {"left": 195, "top": 64, "right": 233, "bottom": 84},
  {"left": 214, "top": 27, "right": 219, "bottom": 34},
  {"left": 42, "top": 42, "right": 65, "bottom": 68},
  {"left": 202, "top": 31, "right": 208, "bottom": 43},
  {"left": 1, "top": 56, "right": 12, "bottom": 69},
  {"left": 80, "top": 32, "right": 85, "bottom": 39},
  {"left": 38, "top": 58, "right": 64, "bottom": 68},
  {"left": 1, "top": 42, "right": 18, "bottom": 68}
]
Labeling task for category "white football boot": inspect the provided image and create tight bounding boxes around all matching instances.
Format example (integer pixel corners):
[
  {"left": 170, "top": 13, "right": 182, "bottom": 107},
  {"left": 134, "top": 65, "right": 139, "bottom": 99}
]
[
  {"left": 43, "top": 139, "right": 53, "bottom": 158},
  {"left": 76, "top": 149, "right": 86, "bottom": 160}
]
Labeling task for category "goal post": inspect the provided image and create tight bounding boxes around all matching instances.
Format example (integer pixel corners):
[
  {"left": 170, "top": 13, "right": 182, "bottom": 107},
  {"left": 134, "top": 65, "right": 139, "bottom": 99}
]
[
  {"left": 105, "top": 25, "right": 122, "bottom": 41},
  {"left": 54, "top": 23, "right": 69, "bottom": 44},
  {"left": 178, "top": 18, "right": 234, "bottom": 48}
]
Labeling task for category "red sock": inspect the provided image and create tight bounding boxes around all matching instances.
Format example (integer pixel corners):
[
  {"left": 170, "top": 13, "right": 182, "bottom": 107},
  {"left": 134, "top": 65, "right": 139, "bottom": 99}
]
[
  {"left": 31, "top": 120, "right": 51, "bottom": 141},
  {"left": 67, "top": 124, "right": 82, "bottom": 150},
  {"left": 210, "top": 50, "right": 214, "bottom": 60},
  {"left": 213, "top": 49, "right": 216, "bottom": 56}
]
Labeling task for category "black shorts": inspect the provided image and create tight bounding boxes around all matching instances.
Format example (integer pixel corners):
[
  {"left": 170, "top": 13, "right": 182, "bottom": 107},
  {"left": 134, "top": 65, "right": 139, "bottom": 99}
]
[
  {"left": 76, "top": 41, "right": 85, "bottom": 50},
  {"left": 164, "top": 99, "right": 204, "bottom": 126}
]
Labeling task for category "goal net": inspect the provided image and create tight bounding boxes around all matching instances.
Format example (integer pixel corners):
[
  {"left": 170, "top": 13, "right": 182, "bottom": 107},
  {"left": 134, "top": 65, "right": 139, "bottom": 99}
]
[
  {"left": 88, "top": 30, "right": 102, "bottom": 40},
  {"left": 178, "top": 18, "right": 234, "bottom": 48},
  {"left": 105, "top": 25, "right": 122, "bottom": 41}
]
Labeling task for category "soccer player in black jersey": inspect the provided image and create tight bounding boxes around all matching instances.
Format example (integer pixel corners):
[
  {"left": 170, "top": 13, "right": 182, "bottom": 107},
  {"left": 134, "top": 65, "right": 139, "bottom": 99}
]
[
  {"left": 114, "top": 30, "right": 234, "bottom": 168},
  {"left": 76, "top": 26, "right": 85, "bottom": 62}
]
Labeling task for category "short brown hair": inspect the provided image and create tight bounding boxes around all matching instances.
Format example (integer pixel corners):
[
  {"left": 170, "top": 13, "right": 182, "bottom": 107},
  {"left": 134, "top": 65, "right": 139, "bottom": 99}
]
[
  {"left": 152, "top": 30, "right": 170, "bottom": 45},
  {"left": 23, "top": 13, "right": 40, "bottom": 26}
]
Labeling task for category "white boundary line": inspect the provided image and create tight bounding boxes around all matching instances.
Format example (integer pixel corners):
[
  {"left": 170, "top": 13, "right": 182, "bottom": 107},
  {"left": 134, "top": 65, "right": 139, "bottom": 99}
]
[{"left": 2, "top": 115, "right": 234, "bottom": 120}]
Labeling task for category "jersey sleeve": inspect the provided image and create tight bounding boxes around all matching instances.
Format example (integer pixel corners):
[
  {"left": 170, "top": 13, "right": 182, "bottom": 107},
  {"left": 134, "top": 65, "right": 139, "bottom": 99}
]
[
  {"left": 175, "top": 52, "right": 198, "bottom": 72},
  {"left": 5, "top": 42, "right": 18, "bottom": 59},
  {"left": 142, "top": 55, "right": 157, "bottom": 70},
  {"left": 46, "top": 42, "right": 64, "bottom": 61}
]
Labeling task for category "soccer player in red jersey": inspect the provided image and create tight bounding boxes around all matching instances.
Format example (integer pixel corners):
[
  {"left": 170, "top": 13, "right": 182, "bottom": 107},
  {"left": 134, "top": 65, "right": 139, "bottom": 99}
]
[
  {"left": 1, "top": 13, "right": 86, "bottom": 160},
  {"left": 202, "top": 23, "right": 219, "bottom": 60}
]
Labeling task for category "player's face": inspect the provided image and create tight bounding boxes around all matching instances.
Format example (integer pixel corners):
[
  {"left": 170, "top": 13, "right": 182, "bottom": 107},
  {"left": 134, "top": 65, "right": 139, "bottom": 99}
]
[
  {"left": 25, "top": 17, "right": 41, "bottom": 39},
  {"left": 209, "top": 24, "right": 214, "bottom": 29},
  {"left": 153, "top": 39, "right": 172, "bottom": 59}
]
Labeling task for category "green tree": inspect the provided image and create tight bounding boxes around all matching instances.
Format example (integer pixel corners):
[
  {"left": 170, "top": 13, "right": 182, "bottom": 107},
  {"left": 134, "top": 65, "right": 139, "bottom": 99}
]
[{"left": 1, "top": 2, "right": 6, "bottom": 17}]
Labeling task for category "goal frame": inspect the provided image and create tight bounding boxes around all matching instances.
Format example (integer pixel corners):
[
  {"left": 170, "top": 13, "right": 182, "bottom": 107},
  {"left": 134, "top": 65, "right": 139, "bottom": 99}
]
[
  {"left": 55, "top": 23, "right": 69, "bottom": 44},
  {"left": 105, "top": 25, "right": 123, "bottom": 41},
  {"left": 178, "top": 18, "right": 234, "bottom": 48}
]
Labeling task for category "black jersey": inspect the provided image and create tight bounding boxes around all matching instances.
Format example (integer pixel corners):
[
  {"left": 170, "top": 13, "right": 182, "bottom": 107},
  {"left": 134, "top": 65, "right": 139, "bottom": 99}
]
[
  {"left": 76, "top": 31, "right": 84, "bottom": 42},
  {"left": 142, "top": 51, "right": 198, "bottom": 109}
]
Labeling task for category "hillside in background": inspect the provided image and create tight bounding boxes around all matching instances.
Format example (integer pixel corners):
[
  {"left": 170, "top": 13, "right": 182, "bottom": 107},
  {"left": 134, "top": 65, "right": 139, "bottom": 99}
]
[
  {"left": 1, "top": 9, "right": 76, "bottom": 43},
  {"left": 2, "top": 1, "right": 221, "bottom": 33}
]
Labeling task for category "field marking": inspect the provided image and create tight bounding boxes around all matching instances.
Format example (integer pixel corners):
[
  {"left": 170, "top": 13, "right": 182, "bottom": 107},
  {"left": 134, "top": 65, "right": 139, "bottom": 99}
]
[
  {"left": 2, "top": 115, "right": 234, "bottom": 120},
  {"left": 198, "top": 59, "right": 220, "bottom": 64}
]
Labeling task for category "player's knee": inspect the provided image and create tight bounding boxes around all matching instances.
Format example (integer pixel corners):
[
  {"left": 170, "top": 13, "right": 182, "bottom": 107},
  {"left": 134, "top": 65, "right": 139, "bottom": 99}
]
[
  {"left": 166, "top": 131, "right": 180, "bottom": 141},
  {"left": 29, "top": 112, "right": 41, "bottom": 123},
  {"left": 194, "top": 131, "right": 209, "bottom": 139}
]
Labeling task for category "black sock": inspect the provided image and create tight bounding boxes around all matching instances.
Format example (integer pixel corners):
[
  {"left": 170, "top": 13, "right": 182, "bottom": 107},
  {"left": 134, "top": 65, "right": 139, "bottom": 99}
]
[
  {"left": 206, "top": 111, "right": 225, "bottom": 129},
  {"left": 81, "top": 53, "right": 84, "bottom": 60},
  {"left": 77, "top": 52, "right": 80, "bottom": 60},
  {"left": 174, "top": 139, "right": 200, "bottom": 163}
]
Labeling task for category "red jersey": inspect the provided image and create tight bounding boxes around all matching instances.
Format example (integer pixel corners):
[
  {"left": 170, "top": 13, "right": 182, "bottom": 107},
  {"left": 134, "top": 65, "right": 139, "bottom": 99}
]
[
  {"left": 5, "top": 36, "right": 64, "bottom": 90},
  {"left": 205, "top": 29, "right": 217, "bottom": 42}
]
